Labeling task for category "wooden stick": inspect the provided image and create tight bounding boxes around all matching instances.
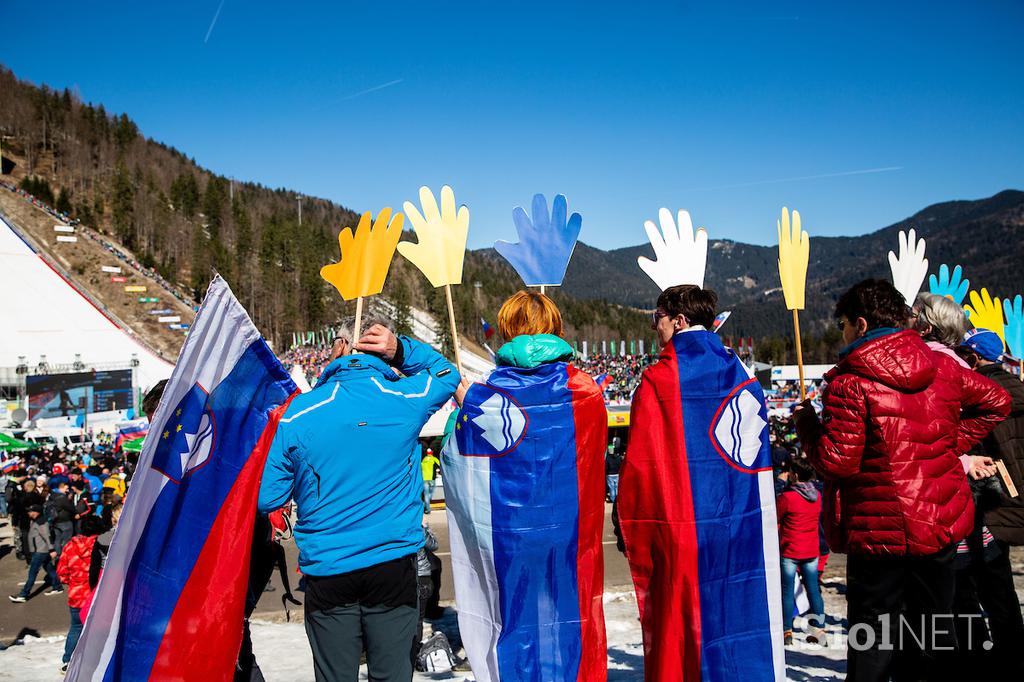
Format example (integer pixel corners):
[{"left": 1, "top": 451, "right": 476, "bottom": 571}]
[
  {"left": 353, "top": 296, "right": 364, "bottom": 342},
  {"left": 792, "top": 308, "right": 806, "bottom": 402},
  {"left": 1019, "top": 358, "right": 1022, "bottom": 383},
  {"left": 444, "top": 284, "right": 463, "bottom": 375},
  {"left": 996, "top": 460, "right": 1019, "bottom": 498}
]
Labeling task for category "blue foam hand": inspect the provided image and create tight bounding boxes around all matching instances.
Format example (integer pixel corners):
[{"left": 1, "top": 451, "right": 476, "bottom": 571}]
[
  {"left": 928, "top": 264, "right": 969, "bottom": 305},
  {"left": 1003, "top": 295, "right": 1024, "bottom": 357},
  {"left": 494, "top": 193, "right": 582, "bottom": 286}
]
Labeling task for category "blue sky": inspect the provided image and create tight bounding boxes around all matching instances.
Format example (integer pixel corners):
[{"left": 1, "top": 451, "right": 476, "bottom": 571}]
[{"left": 2, "top": 1, "right": 1022, "bottom": 249}]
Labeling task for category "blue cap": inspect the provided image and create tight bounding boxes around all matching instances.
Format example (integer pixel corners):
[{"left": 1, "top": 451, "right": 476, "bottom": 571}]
[{"left": 961, "top": 329, "right": 1004, "bottom": 362}]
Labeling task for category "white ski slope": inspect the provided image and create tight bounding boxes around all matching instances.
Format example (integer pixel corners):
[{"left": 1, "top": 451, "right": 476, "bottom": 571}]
[{"left": 0, "top": 214, "right": 173, "bottom": 389}]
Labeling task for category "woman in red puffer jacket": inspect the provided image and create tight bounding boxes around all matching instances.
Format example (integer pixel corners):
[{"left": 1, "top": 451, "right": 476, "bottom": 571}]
[
  {"left": 794, "top": 280, "right": 1009, "bottom": 682},
  {"left": 56, "top": 515, "right": 105, "bottom": 671}
]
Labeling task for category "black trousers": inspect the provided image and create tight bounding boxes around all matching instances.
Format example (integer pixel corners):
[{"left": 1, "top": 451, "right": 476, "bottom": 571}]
[
  {"left": 846, "top": 544, "right": 958, "bottom": 682},
  {"left": 951, "top": 540, "right": 1024, "bottom": 677},
  {"left": 304, "top": 555, "right": 418, "bottom": 682}
]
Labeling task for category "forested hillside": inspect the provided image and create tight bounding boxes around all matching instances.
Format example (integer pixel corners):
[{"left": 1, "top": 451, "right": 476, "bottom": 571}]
[{"left": 0, "top": 66, "right": 651, "bottom": 352}]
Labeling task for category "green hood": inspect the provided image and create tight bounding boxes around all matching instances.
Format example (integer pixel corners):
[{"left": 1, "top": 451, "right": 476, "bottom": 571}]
[{"left": 495, "top": 334, "right": 574, "bottom": 368}]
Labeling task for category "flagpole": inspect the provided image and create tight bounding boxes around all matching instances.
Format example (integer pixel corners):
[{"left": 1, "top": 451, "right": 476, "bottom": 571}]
[
  {"left": 792, "top": 309, "right": 806, "bottom": 402},
  {"left": 540, "top": 285, "right": 546, "bottom": 295},
  {"left": 445, "top": 284, "right": 463, "bottom": 375}
]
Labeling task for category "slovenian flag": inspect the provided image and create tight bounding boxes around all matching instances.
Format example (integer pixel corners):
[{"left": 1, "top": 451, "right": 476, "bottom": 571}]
[
  {"left": 617, "top": 330, "right": 783, "bottom": 681},
  {"left": 1, "top": 454, "right": 20, "bottom": 474},
  {"left": 114, "top": 420, "right": 148, "bottom": 452},
  {"left": 442, "top": 363, "right": 608, "bottom": 681},
  {"left": 67, "top": 276, "right": 297, "bottom": 681},
  {"left": 481, "top": 317, "right": 495, "bottom": 340},
  {"left": 593, "top": 373, "right": 612, "bottom": 393}
]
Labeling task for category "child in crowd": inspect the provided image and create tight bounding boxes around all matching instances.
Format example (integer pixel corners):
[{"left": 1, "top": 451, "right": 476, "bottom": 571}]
[
  {"left": 57, "top": 515, "right": 106, "bottom": 673},
  {"left": 776, "top": 456, "right": 826, "bottom": 645}
]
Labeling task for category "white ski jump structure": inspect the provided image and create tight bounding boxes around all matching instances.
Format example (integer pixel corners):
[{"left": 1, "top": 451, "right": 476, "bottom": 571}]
[{"left": 0, "top": 214, "right": 174, "bottom": 391}]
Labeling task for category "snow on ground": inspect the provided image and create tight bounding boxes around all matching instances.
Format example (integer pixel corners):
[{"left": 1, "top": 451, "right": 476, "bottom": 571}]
[{"left": 0, "top": 589, "right": 847, "bottom": 681}]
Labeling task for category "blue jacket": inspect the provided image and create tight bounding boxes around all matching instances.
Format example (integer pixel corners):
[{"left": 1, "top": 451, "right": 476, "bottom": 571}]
[{"left": 258, "top": 337, "right": 458, "bottom": 576}]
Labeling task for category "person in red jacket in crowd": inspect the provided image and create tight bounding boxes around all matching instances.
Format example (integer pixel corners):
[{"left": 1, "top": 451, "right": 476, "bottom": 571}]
[
  {"left": 56, "top": 515, "right": 105, "bottom": 673},
  {"left": 793, "top": 279, "right": 1010, "bottom": 682},
  {"left": 777, "top": 455, "right": 826, "bottom": 647}
]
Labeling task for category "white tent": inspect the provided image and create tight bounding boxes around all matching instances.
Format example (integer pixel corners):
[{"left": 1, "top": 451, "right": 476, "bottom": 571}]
[{"left": 0, "top": 215, "right": 173, "bottom": 390}]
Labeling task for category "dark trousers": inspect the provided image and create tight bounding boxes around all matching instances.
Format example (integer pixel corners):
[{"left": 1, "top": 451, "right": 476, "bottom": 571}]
[
  {"left": 63, "top": 607, "right": 82, "bottom": 664},
  {"left": 846, "top": 543, "right": 957, "bottom": 682},
  {"left": 19, "top": 552, "right": 61, "bottom": 597},
  {"left": 306, "top": 602, "right": 417, "bottom": 682},
  {"left": 951, "top": 541, "right": 1024, "bottom": 677},
  {"left": 303, "top": 555, "right": 418, "bottom": 682}
]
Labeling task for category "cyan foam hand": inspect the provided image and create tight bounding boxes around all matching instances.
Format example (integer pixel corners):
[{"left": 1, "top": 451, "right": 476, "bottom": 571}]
[
  {"left": 928, "top": 264, "right": 970, "bottom": 305},
  {"left": 494, "top": 193, "right": 582, "bottom": 286},
  {"left": 1003, "top": 295, "right": 1024, "bottom": 357}
]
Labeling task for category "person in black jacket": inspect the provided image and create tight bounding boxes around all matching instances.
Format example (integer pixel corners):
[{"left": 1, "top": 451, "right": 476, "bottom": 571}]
[
  {"left": 46, "top": 481, "right": 77, "bottom": 559},
  {"left": 954, "top": 331, "right": 1024, "bottom": 676}
]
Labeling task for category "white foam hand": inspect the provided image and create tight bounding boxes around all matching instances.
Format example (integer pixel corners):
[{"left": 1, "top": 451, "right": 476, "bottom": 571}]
[
  {"left": 637, "top": 208, "right": 708, "bottom": 291},
  {"left": 887, "top": 228, "right": 928, "bottom": 306}
]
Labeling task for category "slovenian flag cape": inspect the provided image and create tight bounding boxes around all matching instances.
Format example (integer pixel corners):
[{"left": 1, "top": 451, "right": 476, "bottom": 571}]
[
  {"left": 67, "top": 276, "right": 297, "bottom": 681},
  {"left": 442, "top": 335, "right": 608, "bottom": 681},
  {"left": 618, "top": 329, "right": 783, "bottom": 682}
]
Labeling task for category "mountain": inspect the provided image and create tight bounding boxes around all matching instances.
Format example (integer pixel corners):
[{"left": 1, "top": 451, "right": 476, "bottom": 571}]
[
  {"left": 2, "top": 65, "right": 1020, "bottom": 366},
  {"left": 557, "top": 190, "right": 1024, "bottom": 342}
]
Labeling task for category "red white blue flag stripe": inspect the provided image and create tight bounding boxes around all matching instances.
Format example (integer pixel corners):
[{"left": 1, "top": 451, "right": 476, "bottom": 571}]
[
  {"left": 618, "top": 330, "right": 783, "bottom": 681},
  {"left": 67, "top": 276, "right": 296, "bottom": 682},
  {"left": 443, "top": 362, "right": 608, "bottom": 681}
]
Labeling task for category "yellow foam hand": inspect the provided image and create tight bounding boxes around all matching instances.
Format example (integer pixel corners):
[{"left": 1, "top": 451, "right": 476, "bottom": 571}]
[
  {"left": 777, "top": 207, "right": 810, "bottom": 310},
  {"left": 398, "top": 185, "right": 470, "bottom": 287},
  {"left": 319, "top": 208, "right": 404, "bottom": 300},
  {"left": 964, "top": 288, "right": 1006, "bottom": 348}
]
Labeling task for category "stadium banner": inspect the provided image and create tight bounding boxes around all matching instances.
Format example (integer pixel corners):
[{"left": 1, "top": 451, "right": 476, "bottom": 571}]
[
  {"left": 56, "top": 235, "right": 78, "bottom": 243},
  {"left": 102, "top": 265, "right": 123, "bottom": 273},
  {"left": 111, "top": 276, "right": 127, "bottom": 283},
  {"left": 125, "top": 285, "right": 147, "bottom": 293},
  {"left": 137, "top": 297, "right": 159, "bottom": 303},
  {"left": 158, "top": 315, "right": 181, "bottom": 323},
  {"left": 54, "top": 224, "right": 75, "bottom": 233}
]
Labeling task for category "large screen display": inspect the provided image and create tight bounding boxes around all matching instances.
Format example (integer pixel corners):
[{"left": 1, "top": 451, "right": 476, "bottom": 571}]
[{"left": 26, "top": 370, "right": 134, "bottom": 419}]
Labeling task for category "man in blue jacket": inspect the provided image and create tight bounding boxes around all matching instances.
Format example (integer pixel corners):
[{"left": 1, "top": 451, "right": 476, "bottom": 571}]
[{"left": 259, "top": 323, "right": 458, "bottom": 682}]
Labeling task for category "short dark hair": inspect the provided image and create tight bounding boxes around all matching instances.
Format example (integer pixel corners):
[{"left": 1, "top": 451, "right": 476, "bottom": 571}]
[
  {"left": 657, "top": 285, "right": 718, "bottom": 329},
  {"left": 80, "top": 515, "right": 105, "bottom": 537},
  {"left": 788, "top": 455, "right": 816, "bottom": 482},
  {"left": 142, "top": 380, "right": 168, "bottom": 419},
  {"left": 834, "top": 279, "right": 909, "bottom": 331}
]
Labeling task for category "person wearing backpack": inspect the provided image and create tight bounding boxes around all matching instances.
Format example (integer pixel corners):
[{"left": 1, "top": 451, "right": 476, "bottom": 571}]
[{"left": 9, "top": 504, "right": 63, "bottom": 601}]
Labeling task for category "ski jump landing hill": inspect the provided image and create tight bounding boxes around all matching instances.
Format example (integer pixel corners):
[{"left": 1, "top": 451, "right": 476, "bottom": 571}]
[{"left": 0, "top": 213, "right": 173, "bottom": 391}]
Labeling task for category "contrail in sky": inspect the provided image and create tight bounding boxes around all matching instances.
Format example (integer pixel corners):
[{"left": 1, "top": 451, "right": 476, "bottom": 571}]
[
  {"left": 204, "top": 0, "right": 226, "bottom": 44},
  {"left": 340, "top": 79, "right": 405, "bottom": 101},
  {"left": 683, "top": 166, "right": 903, "bottom": 191}
]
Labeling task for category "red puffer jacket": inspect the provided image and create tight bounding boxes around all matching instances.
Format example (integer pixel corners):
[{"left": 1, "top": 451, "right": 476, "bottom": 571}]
[
  {"left": 57, "top": 534, "right": 98, "bottom": 609},
  {"left": 797, "top": 330, "right": 1010, "bottom": 556}
]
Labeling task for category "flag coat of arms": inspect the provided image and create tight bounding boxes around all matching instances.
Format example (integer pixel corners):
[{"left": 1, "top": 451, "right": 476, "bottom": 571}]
[
  {"left": 67, "top": 276, "right": 297, "bottom": 681},
  {"left": 442, "top": 337, "right": 608, "bottom": 682},
  {"left": 618, "top": 329, "right": 783, "bottom": 682}
]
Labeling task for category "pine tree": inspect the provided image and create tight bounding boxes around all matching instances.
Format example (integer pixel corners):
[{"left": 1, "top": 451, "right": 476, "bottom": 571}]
[
  {"left": 110, "top": 162, "right": 136, "bottom": 248},
  {"left": 392, "top": 278, "right": 413, "bottom": 336}
]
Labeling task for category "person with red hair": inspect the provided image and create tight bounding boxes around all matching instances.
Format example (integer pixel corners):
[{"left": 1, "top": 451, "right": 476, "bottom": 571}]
[{"left": 443, "top": 290, "right": 608, "bottom": 681}]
